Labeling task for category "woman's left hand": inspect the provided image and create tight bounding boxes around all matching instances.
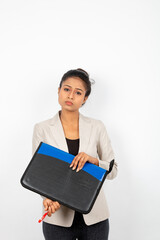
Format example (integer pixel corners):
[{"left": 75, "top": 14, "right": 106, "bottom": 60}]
[{"left": 69, "top": 152, "right": 99, "bottom": 172}]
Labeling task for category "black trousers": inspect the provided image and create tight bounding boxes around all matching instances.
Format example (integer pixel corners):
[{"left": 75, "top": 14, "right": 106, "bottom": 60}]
[{"left": 42, "top": 211, "right": 109, "bottom": 240}]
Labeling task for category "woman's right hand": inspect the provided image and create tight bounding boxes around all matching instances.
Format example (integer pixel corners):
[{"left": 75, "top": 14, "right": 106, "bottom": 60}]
[{"left": 43, "top": 198, "right": 61, "bottom": 217}]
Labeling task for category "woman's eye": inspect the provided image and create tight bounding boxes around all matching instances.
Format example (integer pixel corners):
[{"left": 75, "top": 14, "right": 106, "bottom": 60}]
[{"left": 64, "top": 88, "right": 81, "bottom": 95}]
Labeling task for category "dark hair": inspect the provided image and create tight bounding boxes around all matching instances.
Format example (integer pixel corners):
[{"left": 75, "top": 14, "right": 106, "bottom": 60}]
[{"left": 59, "top": 68, "right": 95, "bottom": 101}]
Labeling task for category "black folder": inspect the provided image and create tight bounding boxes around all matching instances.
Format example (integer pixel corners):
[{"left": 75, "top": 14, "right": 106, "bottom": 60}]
[{"left": 21, "top": 142, "right": 108, "bottom": 214}]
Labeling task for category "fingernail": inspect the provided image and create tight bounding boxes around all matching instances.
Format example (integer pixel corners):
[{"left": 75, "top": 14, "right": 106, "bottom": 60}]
[
  {"left": 72, "top": 167, "right": 75, "bottom": 170},
  {"left": 76, "top": 169, "right": 79, "bottom": 172}
]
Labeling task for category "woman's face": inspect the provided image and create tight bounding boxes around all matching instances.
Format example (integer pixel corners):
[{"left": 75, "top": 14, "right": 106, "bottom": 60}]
[{"left": 58, "top": 77, "right": 88, "bottom": 112}]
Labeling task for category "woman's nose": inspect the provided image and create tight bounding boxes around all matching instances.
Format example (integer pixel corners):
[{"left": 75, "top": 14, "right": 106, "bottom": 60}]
[{"left": 68, "top": 90, "right": 74, "bottom": 99}]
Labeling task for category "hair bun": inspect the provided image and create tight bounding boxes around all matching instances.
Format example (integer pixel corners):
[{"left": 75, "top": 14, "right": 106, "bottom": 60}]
[{"left": 76, "top": 68, "right": 89, "bottom": 77}]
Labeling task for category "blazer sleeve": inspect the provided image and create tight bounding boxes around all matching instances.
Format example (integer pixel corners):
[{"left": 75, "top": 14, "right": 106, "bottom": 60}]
[
  {"left": 32, "top": 123, "right": 46, "bottom": 200},
  {"left": 32, "top": 123, "right": 42, "bottom": 156},
  {"left": 97, "top": 121, "right": 118, "bottom": 180}
]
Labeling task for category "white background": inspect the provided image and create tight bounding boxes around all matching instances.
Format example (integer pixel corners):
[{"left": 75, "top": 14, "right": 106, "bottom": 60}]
[{"left": 1, "top": 0, "right": 160, "bottom": 239}]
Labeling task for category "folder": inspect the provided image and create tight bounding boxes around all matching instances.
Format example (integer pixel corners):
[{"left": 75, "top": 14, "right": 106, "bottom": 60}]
[{"left": 21, "top": 142, "right": 108, "bottom": 214}]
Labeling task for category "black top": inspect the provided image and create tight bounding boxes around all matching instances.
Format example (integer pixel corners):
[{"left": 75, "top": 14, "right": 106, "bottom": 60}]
[{"left": 65, "top": 138, "right": 79, "bottom": 156}]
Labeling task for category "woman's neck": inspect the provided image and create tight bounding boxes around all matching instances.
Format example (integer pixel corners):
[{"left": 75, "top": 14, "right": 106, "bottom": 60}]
[{"left": 59, "top": 109, "right": 79, "bottom": 125}]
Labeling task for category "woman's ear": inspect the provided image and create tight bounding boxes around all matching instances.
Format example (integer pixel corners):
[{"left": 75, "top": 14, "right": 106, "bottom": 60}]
[
  {"left": 83, "top": 96, "right": 88, "bottom": 104},
  {"left": 58, "top": 87, "right": 60, "bottom": 94}
]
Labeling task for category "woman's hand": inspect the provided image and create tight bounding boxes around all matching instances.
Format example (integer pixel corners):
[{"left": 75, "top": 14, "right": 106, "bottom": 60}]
[
  {"left": 69, "top": 152, "right": 99, "bottom": 172},
  {"left": 43, "top": 198, "right": 61, "bottom": 217}
]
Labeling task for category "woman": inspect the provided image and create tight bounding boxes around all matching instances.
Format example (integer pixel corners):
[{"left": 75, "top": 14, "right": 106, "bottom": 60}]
[{"left": 32, "top": 68, "right": 118, "bottom": 240}]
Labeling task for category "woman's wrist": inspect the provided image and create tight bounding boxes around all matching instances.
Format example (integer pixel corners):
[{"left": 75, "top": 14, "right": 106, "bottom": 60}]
[{"left": 89, "top": 156, "right": 99, "bottom": 166}]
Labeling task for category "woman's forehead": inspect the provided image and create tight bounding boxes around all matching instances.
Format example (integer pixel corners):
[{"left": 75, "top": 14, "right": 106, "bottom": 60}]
[{"left": 62, "top": 77, "right": 86, "bottom": 90}]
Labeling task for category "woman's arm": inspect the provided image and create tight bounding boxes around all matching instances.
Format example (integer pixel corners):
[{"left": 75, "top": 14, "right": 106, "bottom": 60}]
[{"left": 97, "top": 121, "right": 118, "bottom": 180}]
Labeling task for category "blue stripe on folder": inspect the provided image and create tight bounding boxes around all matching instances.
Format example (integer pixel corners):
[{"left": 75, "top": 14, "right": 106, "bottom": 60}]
[{"left": 37, "top": 142, "right": 106, "bottom": 181}]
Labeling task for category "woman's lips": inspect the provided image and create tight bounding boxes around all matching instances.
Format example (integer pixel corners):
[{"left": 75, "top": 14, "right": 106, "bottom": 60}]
[{"left": 65, "top": 101, "right": 73, "bottom": 105}]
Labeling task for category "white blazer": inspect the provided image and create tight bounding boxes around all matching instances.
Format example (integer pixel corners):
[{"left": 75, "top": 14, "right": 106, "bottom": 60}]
[{"left": 32, "top": 110, "right": 118, "bottom": 227}]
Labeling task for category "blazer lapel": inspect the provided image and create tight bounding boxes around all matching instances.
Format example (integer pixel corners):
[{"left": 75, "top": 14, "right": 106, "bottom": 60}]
[
  {"left": 49, "top": 110, "right": 92, "bottom": 155},
  {"left": 79, "top": 112, "right": 92, "bottom": 154}
]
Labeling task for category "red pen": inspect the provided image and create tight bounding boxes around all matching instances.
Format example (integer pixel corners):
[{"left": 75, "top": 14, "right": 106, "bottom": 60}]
[{"left": 38, "top": 211, "right": 49, "bottom": 223}]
